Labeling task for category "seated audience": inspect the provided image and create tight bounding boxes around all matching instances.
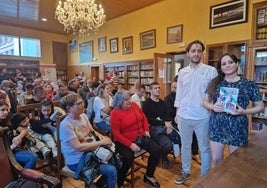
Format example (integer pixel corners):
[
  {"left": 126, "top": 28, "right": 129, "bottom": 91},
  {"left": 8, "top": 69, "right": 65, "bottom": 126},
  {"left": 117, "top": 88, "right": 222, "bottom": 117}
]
[
  {"left": 68, "top": 78, "right": 80, "bottom": 93},
  {"left": 131, "top": 84, "right": 146, "bottom": 108},
  {"left": 18, "top": 83, "right": 34, "bottom": 106},
  {"left": 25, "top": 86, "right": 46, "bottom": 104},
  {"left": 11, "top": 112, "right": 51, "bottom": 159},
  {"left": 29, "top": 99, "right": 58, "bottom": 158},
  {"left": 60, "top": 94, "right": 117, "bottom": 188},
  {"left": 44, "top": 83, "right": 55, "bottom": 100},
  {"left": 93, "top": 84, "right": 113, "bottom": 132},
  {"left": 0, "top": 80, "right": 17, "bottom": 114},
  {"left": 0, "top": 101, "right": 38, "bottom": 169},
  {"left": 142, "top": 82, "right": 180, "bottom": 166},
  {"left": 53, "top": 82, "right": 75, "bottom": 101},
  {"left": 110, "top": 90, "right": 161, "bottom": 188}
]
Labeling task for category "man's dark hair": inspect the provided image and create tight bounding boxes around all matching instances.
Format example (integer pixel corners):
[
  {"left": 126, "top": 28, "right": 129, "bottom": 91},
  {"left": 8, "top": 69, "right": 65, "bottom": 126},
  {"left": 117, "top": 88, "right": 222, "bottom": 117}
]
[
  {"left": 149, "top": 81, "right": 159, "bottom": 90},
  {"left": 25, "top": 83, "right": 34, "bottom": 90},
  {"left": 92, "top": 82, "right": 100, "bottom": 90},
  {"left": 186, "top": 40, "right": 205, "bottom": 52}
]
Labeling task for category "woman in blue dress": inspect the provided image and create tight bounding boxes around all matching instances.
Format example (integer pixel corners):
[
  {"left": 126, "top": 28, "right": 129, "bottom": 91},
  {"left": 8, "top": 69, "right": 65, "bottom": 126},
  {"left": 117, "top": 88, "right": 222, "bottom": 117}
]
[{"left": 203, "top": 53, "right": 264, "bottom": 168}]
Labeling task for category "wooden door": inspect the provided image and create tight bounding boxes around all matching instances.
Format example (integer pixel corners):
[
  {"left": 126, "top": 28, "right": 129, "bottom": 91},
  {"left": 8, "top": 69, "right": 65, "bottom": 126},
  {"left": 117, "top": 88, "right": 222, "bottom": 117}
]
[
  {"left": 91, "top": 66, "right": 99, "bottom": 81},
  {"left": 154, "top": 53, "right": 174, "bottom": 99}
]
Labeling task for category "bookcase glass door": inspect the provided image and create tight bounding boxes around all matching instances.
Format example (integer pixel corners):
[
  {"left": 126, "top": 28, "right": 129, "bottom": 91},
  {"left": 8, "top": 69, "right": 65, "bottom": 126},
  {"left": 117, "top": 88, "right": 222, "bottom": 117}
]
[
  {"left": 254, "top": 49, "right": 267, "bottom": 85},
  {"left": 252, "top": 48, "right": 267, "bottom": 132}
]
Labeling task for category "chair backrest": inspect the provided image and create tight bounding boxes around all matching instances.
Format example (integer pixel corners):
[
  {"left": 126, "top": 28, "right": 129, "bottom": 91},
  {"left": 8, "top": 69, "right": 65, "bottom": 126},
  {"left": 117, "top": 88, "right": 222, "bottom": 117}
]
[
  {"left": 17, "top": 101, "right": 62, "bottom": 119},
  {"left": 56, "top": 114, "right": 69, "bottom": 178},
  {"left": 0, "top": 127, "right": 14, "bottom": 187}
]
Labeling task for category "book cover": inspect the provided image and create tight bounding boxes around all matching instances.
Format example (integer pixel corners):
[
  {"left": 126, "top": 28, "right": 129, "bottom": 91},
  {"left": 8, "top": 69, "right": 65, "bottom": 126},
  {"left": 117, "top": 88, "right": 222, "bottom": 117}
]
[{"left": 218, "top": 87, "right": 239, "bottom": 113}]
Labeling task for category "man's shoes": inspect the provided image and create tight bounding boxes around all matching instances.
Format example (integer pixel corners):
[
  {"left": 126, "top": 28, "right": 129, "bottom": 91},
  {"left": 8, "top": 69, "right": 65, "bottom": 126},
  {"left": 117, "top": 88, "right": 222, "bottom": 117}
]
[
  {"left": 144, "top": 175, "right": 160, "bottom": 187},
  {"left": 192, "top": 154, "right": 201, "bottom": 164},
  {"left": 174, "top": 171, "right": 191, "bottom": 185}
]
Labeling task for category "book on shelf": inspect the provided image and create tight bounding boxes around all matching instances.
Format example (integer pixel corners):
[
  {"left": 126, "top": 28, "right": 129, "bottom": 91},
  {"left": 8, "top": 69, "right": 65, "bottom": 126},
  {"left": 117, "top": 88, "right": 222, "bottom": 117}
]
[{"left": 218, "top": 87, "right": 239, "bottom": 113}]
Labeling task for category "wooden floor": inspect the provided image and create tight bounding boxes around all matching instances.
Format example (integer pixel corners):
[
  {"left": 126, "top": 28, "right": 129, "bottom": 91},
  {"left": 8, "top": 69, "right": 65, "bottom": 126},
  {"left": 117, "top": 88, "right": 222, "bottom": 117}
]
[{"left": 61, "top": 154, "right": 202, "bottom": 188}]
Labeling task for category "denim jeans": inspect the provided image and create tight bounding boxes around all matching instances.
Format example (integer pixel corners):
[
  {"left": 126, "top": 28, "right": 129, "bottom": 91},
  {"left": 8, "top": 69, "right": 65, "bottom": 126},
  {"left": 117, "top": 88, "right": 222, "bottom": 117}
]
[
  {"left": 13, "top": 148, "right": 38, "bottom": 169},
  {"left": 178, "top": 116, "right": 211, "bottom": 177},
  {"left": 96, "top": 121, "right": 111, "bottom": 132},
  {"left": 98, "top": 163, "right": 117, "bottom": 188}
]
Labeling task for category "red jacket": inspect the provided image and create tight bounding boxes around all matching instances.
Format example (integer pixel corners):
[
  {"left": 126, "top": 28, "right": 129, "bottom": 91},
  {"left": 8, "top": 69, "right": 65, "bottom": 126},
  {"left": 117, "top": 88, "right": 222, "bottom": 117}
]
[{"left": 110, "top": 102, "right": 149, "bottom": 148}]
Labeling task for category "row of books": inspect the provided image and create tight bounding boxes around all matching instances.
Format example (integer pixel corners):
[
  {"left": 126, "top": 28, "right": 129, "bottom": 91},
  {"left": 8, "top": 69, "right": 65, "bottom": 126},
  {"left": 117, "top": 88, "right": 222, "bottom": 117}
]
[
  {"left": 255, "top": 71, "right": 267, "bottom": 82},
  {"left": 256, "top": 28, "right": 267, "bottom": 40},
  {"left": 257, "top": 8, "right": 267, "bottom": 25},
  {"left": 252, "top": 122, "right": 266, "bottom": 131}
]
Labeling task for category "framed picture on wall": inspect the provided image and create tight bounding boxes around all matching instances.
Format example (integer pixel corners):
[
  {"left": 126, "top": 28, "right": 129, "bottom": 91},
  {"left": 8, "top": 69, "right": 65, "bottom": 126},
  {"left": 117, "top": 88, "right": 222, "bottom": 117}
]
[
  {"left": 167, "top": 24, "right": 183, "bottom": 44},
  {"left": 98, "top": 36, "right": 106, "bottom": 52},
  {"left": 210, "top": 0, "right": 248, "bottom": 29},
  {"left": 79, "top": 40, "right": 93, "bottom": 63},
  {"left": 110, "top": 37, "right": 118, "bottom": 53},
  {"left": 122, "top": 36, "right": 133, "bottom": 55},
  {"left": 140, "top": 29, "right": 156, "bottom": 50}
]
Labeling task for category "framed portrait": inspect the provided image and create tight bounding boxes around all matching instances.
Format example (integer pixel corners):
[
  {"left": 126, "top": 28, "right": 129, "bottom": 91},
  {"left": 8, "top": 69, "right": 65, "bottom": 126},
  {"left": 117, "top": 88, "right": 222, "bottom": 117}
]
[
  {"left": 140, "top": 29, "right": 156, "bottom": 50},
  {"left": 98, "top": 36, "right": 106, "bottom": 52},
  {"left": 110, "top": 37, "right": 118, "bottom": 53},
  {"left": 79, "top": 40, "right": 93, "bottom": 63},
  {"left": 122, "top": 36, "right": 133, "bottom": 55},
  {"left": 210, "top": 0, "right": 248, "bottom": 29},
  {"left": 167, "top": 24, "right": 183, "bottom": 44}
]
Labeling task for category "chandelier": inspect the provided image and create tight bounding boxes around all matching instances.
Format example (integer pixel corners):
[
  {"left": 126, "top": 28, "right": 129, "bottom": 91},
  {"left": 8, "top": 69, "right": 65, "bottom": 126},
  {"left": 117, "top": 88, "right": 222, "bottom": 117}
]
[{"left": 55, "top": 0, "right": 106, "bottom": 36}]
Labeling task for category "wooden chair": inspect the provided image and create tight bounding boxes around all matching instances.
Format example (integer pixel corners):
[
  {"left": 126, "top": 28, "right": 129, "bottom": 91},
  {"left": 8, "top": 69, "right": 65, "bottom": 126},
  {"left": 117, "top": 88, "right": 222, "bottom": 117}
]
[
  {"left": 0, "top": 126, "right": 61, "bottom": 188},
  {"left": 125, "top": 149, "right": 147, "bottom": 188},
  {"left": 17, "top": 101, "right": 61, "bottom": 119}
]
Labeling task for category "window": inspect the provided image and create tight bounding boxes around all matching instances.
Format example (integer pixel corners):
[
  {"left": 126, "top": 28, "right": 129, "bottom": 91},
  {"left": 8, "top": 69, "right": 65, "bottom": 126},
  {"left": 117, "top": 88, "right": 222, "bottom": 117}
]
[
  {"left": 0, "top": 34, "right": 41, "bottom": 57},
  {"left": 20, "top": 37, "right": 41, "bottom": 57},
  {"left": 0, "top": 35, "right": 19, "bottom": 56}
]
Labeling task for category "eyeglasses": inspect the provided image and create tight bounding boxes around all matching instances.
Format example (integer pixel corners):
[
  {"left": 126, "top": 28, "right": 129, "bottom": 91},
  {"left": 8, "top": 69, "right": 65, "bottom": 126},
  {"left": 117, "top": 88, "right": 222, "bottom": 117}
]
[{"left": 74, "top": 101, "right": 84, "bottom": 106}]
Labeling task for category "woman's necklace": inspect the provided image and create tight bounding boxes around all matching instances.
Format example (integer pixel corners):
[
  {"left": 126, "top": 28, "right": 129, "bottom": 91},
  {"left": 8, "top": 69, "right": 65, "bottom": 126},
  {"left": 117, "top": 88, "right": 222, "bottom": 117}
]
[{"left": 225, "top": 75, "right": 240, "bottom": 83}]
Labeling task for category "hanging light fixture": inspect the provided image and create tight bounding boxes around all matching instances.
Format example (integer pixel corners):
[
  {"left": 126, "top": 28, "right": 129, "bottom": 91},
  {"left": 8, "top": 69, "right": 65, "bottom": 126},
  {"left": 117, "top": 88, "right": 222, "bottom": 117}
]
[{"left": 55, "top": 0, "right": 106, "bottom": 36}]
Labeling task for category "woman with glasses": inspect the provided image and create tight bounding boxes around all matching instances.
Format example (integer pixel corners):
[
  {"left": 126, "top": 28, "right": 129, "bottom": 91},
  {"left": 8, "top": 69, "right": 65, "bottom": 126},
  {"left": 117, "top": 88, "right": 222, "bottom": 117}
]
[
  {"left": 60, "top": 94, "right": 117, "bottom": 188},
  {"left": 110, "top": 90, "right": 161, "bottom": 188}
]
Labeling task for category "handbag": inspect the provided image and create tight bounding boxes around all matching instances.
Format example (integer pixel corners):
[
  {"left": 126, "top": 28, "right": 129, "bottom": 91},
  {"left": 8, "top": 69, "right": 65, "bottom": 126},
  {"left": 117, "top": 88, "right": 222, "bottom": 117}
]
[
  {"left": 135, "top": 135, "right": 150, "bottom": 148},
  {"left": 5, "top": 178, "right": 41, "bottom": 188},
  {"left": 74, "top": 152, "right": 100, "bottom": 185},
  {"left": 90, "top": 131, "right": 113, "bottom": 163},
  {"left": 94, "top": 147, "right": 113, "bottom": 163}
]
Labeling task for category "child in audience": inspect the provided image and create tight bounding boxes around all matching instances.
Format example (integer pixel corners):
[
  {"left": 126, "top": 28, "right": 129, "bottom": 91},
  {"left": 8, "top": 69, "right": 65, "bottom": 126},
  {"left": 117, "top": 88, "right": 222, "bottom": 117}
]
[
  {"left": 0, "top": 101, "right": 38, "bottom": 169},
  {"left": 29, "top": 99, "right": 57, "bottom": 158},
  {"left": 11, "top": 112, "right": 51, "bottom": 159}
]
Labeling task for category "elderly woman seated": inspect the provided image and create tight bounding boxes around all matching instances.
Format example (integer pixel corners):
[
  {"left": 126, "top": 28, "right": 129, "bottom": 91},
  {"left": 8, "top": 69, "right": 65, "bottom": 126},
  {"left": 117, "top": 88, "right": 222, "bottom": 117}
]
[
  {"left": 110, "top": 90, "right": 161, "bottom": 188},
  {"left": 59, "top": 94, "right": 117, "bottom": 188}
]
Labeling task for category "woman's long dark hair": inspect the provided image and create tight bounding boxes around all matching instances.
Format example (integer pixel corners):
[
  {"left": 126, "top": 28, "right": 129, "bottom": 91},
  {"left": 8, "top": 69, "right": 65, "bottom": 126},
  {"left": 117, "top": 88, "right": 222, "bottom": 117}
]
[{"left": 206, "top": 53, "right": 239, "bottom": 101}]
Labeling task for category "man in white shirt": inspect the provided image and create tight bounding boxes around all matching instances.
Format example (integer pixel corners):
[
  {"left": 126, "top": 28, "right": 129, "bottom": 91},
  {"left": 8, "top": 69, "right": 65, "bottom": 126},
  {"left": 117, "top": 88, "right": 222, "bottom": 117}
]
[
  {"left": 174, "top": 40, "right": 218, "bottom": 184},
  {"left": 131, "top": 84, "right": 146, "bottom": 108}
]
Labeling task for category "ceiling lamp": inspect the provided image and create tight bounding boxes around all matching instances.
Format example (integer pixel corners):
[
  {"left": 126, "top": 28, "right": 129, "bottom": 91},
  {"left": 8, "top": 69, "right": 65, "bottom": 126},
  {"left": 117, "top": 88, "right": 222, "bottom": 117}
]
[{"left": 55, "top": 0, "right": 106, "bottom": 36}]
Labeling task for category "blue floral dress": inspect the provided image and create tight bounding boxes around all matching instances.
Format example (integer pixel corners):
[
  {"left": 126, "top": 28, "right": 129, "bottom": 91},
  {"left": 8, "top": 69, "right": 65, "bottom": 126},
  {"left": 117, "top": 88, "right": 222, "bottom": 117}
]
[{"left": 209, "top": 77, "right": 262, "bottom": 146}]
